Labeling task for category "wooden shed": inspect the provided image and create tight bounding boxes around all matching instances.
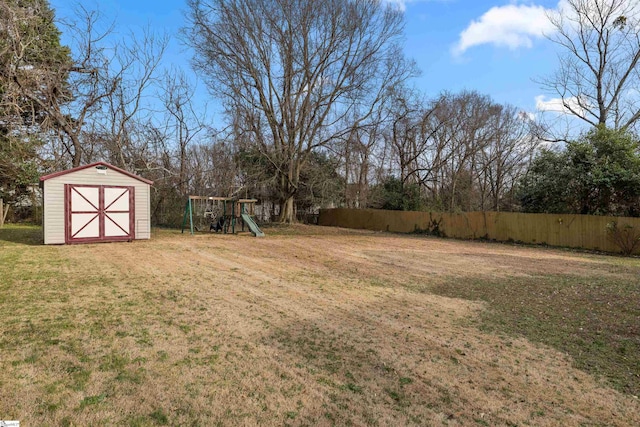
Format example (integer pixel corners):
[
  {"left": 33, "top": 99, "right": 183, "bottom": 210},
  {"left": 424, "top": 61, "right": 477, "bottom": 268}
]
[{"left": 39, "top": 162, "right": 152, "bottom": 245}]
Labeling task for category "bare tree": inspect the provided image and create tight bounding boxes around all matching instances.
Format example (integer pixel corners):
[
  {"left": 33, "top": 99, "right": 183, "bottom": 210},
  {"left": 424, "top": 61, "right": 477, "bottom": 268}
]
[
  {"left": 159, "top": 68, "right": 208, "bottom": 195},
  {"left": 0, "top": 3, "right": 167, "bottom": 169},
  {"left": 378, "top": 90, "right": 538, "bottom": 212},
  {"left": 425, "top": 91, "right": 496, "bottom": 211},
  {"left": 186, "top": 0, "right": 414, "bottom": 222},
  {"left": 8, "top": 4, "right": 168, "bottom": 169},
  {"left": 3, "top": 5, "right": 116, "bottom": 168},
  {"left": 541, "top": 0, "right": 640, "bottom": 131},
  {"left": 97, "top": 28, "right": 168, "bottom": 169},
  {"left": 475, "top": 106, "right": 539, "bottom": 211},
  {"left": 332, "top": 104, "right": 388, "bottom": 208},
  {"left": 385, "top": 89, "right": 422, "bottom": 186}
]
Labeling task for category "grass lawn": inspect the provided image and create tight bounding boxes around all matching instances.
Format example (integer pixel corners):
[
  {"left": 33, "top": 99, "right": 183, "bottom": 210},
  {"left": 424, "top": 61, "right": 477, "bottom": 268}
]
[{"left": 0, "top": 224, "right": 638, "bottom": 426}]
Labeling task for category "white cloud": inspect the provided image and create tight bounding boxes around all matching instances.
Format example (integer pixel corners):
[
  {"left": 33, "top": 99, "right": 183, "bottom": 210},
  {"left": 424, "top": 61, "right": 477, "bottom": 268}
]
[
  {"left": 535, "top": 95, "right": 586, "bottom": 115},
  {"left": 453, "top": 0, "right": 640, "bottom": 56},
  {"left": 453, "top": 3, "right": 557, "bottom": 56}
]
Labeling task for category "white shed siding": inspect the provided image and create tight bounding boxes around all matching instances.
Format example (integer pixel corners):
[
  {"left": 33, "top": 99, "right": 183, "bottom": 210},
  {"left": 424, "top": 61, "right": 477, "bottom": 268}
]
[{"left": 43, "top": 166, "right": 151, "bottom": 244}]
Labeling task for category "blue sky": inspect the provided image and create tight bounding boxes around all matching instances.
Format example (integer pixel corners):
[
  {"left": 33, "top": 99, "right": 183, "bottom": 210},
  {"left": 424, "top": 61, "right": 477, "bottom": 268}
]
[{"left": 49, "top": 0, "right": 567, "bottom": 120}]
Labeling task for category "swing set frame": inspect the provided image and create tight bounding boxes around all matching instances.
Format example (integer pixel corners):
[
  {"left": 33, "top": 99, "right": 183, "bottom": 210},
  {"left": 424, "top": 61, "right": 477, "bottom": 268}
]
[{"left": 181, "top": 195, "right": 258, "bottom": 235}]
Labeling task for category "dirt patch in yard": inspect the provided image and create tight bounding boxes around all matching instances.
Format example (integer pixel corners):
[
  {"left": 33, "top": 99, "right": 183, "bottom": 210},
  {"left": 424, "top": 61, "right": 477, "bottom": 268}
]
[{"left": 1, "top": 224, "right": 638, "bottom": 426}]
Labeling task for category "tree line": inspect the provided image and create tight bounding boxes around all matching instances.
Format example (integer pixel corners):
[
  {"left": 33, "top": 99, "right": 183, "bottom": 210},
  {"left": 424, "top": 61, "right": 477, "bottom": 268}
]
[{"left": 2, "top": 0, "right": 640, "bottom": 225}]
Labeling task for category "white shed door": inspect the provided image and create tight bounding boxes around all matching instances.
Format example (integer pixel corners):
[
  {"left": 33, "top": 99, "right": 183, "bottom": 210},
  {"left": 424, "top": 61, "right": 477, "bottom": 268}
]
[
  {"left": 104, "top": 187, "right": 131, "bottom": 238},
  {"left": 66, "top": 185, "right": 134, "bottom": 243},
  {"left": 69, "top": 186, "right": 100, "bottom": 240}
]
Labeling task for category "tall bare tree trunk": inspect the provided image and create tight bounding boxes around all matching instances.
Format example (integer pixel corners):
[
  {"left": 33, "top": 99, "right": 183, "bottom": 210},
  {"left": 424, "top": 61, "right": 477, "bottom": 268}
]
[
  {"left": 280, "top": 195, "right": 295, "bottom": 223},
  {"left": 186, "top": 0, "right": 413, "bottom": 223}
]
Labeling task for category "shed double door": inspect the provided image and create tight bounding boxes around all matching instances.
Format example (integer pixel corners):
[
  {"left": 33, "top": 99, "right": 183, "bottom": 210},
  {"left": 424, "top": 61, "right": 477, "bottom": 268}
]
[{"left": 65, "top": 185, "right": 134, "bottom": 243}]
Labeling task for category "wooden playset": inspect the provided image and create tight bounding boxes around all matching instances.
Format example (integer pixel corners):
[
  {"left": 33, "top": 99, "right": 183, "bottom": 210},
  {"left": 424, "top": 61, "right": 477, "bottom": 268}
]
[{"left": 181, "top": 196, "right": 264, "bottom": 237}]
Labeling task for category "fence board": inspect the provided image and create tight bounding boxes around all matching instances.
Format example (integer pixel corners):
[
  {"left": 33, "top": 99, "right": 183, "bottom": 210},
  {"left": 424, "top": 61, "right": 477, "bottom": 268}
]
[{"left": 318, "top": 208, "right": 640, "bottom": 254}]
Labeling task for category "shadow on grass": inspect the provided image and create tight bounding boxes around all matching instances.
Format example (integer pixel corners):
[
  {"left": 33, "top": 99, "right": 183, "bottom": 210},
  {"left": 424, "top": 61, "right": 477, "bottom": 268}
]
[
  {"left": 0, "top": 224, "right": 43, "bottom": 245},
  {"left": 431, "top": 274, "right": 640, "bottom": 396}
]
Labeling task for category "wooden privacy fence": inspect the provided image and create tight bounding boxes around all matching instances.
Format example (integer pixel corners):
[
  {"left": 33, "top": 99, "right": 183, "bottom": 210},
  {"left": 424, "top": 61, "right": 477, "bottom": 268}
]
[{"left": 318, "top": 208, "right": 640, "bottom": 254}]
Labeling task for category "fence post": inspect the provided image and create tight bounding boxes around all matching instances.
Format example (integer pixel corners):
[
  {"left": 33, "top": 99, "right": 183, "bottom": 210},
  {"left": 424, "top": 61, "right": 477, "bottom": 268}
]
[{"left": 0, "top": 198, "right": 4, "bottom": 228}]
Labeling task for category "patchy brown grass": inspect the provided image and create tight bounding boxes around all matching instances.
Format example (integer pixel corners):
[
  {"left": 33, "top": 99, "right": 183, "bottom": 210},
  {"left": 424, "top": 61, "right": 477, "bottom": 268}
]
[{"left": 0, "top": 224, "right": 638, "bottom": 426}]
